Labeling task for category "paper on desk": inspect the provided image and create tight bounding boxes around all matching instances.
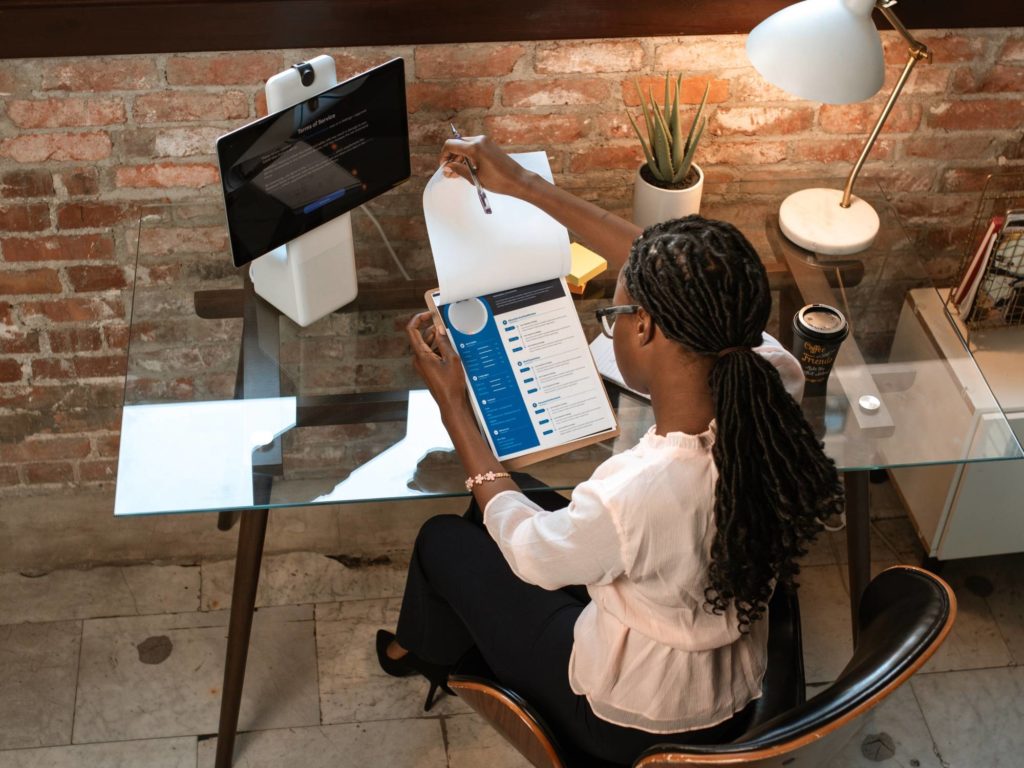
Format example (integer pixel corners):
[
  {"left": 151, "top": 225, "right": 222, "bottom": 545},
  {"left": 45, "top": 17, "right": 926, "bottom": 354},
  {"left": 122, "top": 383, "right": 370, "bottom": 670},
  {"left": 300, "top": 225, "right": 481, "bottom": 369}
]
[
  {"left": 114, "top": 398, "right": 296, "bottom": 516},
  {"left": 424, "top": 151, "right": 571, "bottom": 304}
]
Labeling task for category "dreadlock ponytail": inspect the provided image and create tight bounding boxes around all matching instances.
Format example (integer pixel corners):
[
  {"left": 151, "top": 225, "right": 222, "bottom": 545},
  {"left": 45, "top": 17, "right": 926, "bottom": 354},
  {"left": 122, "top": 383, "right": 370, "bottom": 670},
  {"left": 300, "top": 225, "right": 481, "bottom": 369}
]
[{"left": 623, "top": 215, "right": 844, "bottom": 632}]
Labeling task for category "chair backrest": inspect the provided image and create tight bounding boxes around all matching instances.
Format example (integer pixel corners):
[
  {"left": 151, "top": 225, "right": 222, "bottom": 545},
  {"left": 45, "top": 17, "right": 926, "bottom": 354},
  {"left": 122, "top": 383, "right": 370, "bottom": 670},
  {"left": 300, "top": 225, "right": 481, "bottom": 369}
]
[
  {"left": 449, "top": 584, "right": 805, "bottom": 768},
  {"left": 634, "top": 566, "right": 956, "bottom": 767},
  {"left": 447, "top": 676, "right": 567, "bottom": 768}
]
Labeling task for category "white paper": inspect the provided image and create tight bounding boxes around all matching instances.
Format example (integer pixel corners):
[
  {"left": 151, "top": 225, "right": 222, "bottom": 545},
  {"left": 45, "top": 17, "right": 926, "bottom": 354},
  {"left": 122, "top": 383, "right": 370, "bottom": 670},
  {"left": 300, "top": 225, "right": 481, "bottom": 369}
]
[
  {"left": 423, "top": 151, "right": 571, "bottom": 304},
  {"left": 114, "top": 398, "right": 297, "bottom": 516},
  {"left": 589, "top": 334, "right": 650, "bottom": 401}
]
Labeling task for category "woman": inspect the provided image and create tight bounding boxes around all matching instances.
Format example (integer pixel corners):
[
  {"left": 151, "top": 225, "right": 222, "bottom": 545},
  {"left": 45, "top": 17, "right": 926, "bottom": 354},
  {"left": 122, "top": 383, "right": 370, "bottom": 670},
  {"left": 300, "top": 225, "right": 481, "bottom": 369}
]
[{"left": 377, "top": 136, "right": 844, "bottom": 764}]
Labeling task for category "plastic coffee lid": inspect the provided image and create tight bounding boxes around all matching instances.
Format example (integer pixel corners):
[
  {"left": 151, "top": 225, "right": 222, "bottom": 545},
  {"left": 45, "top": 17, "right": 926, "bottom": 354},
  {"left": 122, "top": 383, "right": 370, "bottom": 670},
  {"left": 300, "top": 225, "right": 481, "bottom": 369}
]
[{"left": 794, "top": 304, "right": 849, "bottom": 341}]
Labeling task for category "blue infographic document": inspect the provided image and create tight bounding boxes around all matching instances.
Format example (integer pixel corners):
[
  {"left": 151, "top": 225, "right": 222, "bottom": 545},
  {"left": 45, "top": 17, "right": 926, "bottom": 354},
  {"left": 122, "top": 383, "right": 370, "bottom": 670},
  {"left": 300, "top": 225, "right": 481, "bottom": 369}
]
[{"left": 431, "top": 279, "right": 618, "bottom": 466}]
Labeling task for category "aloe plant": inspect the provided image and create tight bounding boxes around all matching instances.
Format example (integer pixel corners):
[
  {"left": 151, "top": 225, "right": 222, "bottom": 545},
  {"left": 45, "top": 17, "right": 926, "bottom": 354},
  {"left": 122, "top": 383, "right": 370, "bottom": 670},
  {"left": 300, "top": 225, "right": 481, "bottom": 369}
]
[{"left": 627, "top": 75, "right": 709, "bottom": 188}]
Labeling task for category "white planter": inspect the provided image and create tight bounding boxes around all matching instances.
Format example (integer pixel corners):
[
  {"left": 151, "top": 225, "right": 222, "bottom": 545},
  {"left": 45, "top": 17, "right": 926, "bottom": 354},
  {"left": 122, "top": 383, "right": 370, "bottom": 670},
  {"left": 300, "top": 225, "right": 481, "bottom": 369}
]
[{"left": 631, "top": 163, "right": 704, "bottom": 230}]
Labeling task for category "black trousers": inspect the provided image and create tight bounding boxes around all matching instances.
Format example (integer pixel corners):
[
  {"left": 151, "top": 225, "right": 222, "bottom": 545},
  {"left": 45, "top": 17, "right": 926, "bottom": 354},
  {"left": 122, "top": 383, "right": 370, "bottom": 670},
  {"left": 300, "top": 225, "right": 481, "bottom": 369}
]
[{"left": 395, "top": 488, "right": 746, "bottom": 766}]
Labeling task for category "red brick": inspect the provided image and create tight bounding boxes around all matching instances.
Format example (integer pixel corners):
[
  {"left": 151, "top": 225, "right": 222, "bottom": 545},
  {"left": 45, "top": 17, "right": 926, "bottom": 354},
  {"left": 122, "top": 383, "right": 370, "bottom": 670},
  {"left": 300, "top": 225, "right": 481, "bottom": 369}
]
[
  {"left": 103, "top": 324, "right": 130, "bottom": 350},
  {"left": 166, "top": 52, "right": 285, "bottom": 85},
  {"left": 115, "top": 162, "right": 220, "bottom": 189},
  {"left": 24, "top": 462, "right": 74, "bottom": 485},
  {"left": 47, "top": 328, "right": 104, "bottom": 353},
  {"left": 80, "top": 459, "right": 117, "bottom": 482},
  {"left": 6, "top": 98, "right": 126, "bottom": 129},
  {"left": 700, "top": 141, "right": 787, "bottom": 165},
  {"left": 482, "top": 114, "right": 586, "bottom": 145},
  {"left": 151, "top": 127, "right": 226, "bottom": 158},
  {"left": 789, "top": 138, "right": 893, "bottom": 163},
  {"left": 0, "top": 203, "right": 50, "bottom": 232},
  {"left": 57, "top": 202, "right": 143, "bottom": 229},
  {"left": 941, "top": 168, "right": 995, "bottom": 193},
  {"left": 0, "top": 61, "right": 34, "bottom": 95},
  {"left": 0, "top": 132, "right": 112, "bottom": 163},
  {"left": 902, "top": 135, "right": 1002, "bottom": 160},
  {"left": 31, "top": 358, "right": 75, "bottom": 380},
  {"left": 2, "top": 233, "right": 114, "bottom": 262},
  {"left": 133, "top": 92, "right": 249, "bottom": 124},
  {"left": 594, "top": 113, "right": 639, "bottom": 141},
  {"left": 1000, "top": 37, "right": 1024, "bottom": 62},
  {"left": 40, "top": 59, "right": 159, "bottom": 91},
  {"left": 951, "top": 64, "right": 1024, "bottom": 94},
  {"left": 0, "top": 436, "right": 92, "bottom": 462},
  {"left": 407, "top": 82, "right": 496, "bottom": 113},
  {"left": 255, "top": 89, "right": 268, "bottom": 118},
  {"left": 655, "top": 38, "right": 750, "bottom": 70},
  {"left": 0, "top": 465, "right": 19, "bottom": 487},
  {"left": 818, "top": 102, "right": 921, "bottom": 134},
  {"left": 906, "top": 66, "right": 951, "bottom": 95},
  {"left": 569, "top": 145, "right": 646, "bottom": 174},
  {"left": 0, "top": 359, "right": 23, "bottom": 383},
  {"left": 535, "top": 41, "right": 642, "bottom": 74},
  {"left": 1, "top": 170, "right": 54, "bottom": 199},
  {"left": 503, "top": 78, "right": 609, "bottom": 108},
  {"left": 0, "top": 330, "right": 40, "bottom": 354},
  {"left": 416, "top": 44, "right": 525, "bottom": 79},
  {"left": 0, "top": 268, "right": 62, "bottom": 295},
  {"left": 74, "top": 355, "right": 127, "bottom": 378},
  {"left": 710, "top": 107, "right": 814, "bottom": 137},
  {"left": 623, "top": 77, "right": 729, "bottom": 107},
  {"left": 59, "top": 168, "right": 100, "bottom": 196},
  {"left": 905, "top": 32, "right": 988, "bottom": 62},
  {"left": 66, "top": 265, "right": 128, "bottom": 292},
  {"left": 137, "top": 225, "right": 228, "bottom": 256},
  {"left": 20, "top": 297, "right": 123, "bottom": 323},
  {"left": 928, "top": 99, "right": 1024, "bottom": 130},
  {"left": 94, "top": 433, "right": 121, "bottom": 457}
]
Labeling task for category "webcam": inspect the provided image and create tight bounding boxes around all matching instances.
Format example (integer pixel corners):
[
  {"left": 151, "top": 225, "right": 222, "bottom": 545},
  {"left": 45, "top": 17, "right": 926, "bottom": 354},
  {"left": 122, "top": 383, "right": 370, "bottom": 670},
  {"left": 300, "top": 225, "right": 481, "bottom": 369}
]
[{"left": 291, "top": 61, "right": 316, "bottom": 87}]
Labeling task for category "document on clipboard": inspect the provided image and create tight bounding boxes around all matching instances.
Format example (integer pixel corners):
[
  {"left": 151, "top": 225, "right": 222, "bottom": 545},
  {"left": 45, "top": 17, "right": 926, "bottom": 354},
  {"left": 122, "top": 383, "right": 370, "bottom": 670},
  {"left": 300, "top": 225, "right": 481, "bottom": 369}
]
[{"left": 423, "top": 152, "right": 618, "bottom": 469}]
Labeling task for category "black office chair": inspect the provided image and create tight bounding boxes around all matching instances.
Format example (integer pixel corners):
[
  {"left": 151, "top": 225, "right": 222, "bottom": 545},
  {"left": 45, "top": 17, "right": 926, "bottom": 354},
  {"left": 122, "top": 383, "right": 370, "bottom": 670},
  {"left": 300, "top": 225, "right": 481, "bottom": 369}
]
[{"left": 448, "top": 565, "right": 955, "bottom": 768}]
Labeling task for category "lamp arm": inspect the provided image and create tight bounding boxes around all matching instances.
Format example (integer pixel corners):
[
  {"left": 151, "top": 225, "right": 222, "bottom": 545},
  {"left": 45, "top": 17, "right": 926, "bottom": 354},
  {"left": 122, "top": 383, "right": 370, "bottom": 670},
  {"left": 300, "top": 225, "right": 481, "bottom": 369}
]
[{"left": 840, "top": 1, "right": 931, "bottom": 208}]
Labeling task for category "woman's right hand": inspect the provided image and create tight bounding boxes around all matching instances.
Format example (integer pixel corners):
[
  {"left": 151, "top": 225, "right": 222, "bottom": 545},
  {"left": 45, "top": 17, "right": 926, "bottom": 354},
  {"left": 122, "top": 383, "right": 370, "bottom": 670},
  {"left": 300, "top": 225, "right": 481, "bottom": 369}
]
[{"left": 440, "top": 134, "right": 535, "bottom": 198}]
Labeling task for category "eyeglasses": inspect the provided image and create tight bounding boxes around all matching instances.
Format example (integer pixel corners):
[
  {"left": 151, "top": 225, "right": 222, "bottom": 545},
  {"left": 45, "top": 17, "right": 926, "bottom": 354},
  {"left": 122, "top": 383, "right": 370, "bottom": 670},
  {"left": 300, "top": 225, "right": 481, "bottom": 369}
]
[{"left": 595, "top": 304, "right": 640, "bottom": 339}]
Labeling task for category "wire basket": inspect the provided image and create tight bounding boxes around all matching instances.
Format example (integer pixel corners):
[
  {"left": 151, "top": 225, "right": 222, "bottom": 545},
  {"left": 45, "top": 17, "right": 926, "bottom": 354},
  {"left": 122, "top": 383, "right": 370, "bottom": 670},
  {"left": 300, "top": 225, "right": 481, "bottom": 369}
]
[{"left": 946, "top": 171, "right": 1024, "bottom": 331}]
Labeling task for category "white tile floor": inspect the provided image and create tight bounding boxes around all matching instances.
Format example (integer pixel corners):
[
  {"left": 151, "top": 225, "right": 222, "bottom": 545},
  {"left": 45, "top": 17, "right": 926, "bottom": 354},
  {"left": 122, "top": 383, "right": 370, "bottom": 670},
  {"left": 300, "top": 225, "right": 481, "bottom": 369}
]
[{"left": 1, "top": 480, "right": 1021, "bottom": 768}]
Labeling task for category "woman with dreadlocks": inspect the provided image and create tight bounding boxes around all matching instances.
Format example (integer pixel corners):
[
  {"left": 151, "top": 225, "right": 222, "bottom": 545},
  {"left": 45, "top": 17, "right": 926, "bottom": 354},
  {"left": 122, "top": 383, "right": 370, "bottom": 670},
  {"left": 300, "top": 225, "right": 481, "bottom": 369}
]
[{"left": 376, "top": 136, "right": 844, "bottom": 764}]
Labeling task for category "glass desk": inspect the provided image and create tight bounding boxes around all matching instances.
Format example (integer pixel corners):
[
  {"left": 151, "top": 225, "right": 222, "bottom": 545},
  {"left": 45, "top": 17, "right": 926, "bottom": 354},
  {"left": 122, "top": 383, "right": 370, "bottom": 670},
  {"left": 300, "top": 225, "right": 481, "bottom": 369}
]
[{"left": 115, "top": 181, "right": 1022, "bottom": 767}]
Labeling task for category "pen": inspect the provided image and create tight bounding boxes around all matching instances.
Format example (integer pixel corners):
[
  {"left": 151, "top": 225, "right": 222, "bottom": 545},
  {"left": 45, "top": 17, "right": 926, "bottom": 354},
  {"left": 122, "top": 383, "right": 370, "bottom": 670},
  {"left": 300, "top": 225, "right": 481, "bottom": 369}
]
[{"left": 449, "top": 122, "right": 492, "bottom": 214}]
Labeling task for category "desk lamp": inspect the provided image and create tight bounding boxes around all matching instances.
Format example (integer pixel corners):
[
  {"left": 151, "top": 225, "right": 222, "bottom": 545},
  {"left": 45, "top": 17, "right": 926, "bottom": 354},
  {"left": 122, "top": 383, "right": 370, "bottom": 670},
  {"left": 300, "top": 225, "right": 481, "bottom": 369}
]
[{"left": 746, "top": 0, "right": 931, "bottom": 255}]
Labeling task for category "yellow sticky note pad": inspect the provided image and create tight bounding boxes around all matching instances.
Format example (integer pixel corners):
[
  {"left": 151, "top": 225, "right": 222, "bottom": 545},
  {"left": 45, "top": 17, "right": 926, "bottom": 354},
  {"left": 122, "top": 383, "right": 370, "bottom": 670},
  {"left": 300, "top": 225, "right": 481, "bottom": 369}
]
[{"left": 568, "top": 242, "right": 607, "bottom": 287}]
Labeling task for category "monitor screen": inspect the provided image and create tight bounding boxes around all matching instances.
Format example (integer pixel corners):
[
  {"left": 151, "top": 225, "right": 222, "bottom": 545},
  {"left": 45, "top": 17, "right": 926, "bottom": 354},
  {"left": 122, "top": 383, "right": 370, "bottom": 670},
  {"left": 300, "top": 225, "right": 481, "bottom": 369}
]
[{"left": 217, "top": 58, "right": 410, "bottom": 267}]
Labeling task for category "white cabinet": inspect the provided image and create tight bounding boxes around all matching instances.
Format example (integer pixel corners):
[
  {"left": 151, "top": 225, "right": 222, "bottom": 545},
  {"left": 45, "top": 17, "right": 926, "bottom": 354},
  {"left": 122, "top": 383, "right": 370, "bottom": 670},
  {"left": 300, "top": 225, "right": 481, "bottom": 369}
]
[{"left": 889, "top": 289, "right": 1024, "bottom": 560}]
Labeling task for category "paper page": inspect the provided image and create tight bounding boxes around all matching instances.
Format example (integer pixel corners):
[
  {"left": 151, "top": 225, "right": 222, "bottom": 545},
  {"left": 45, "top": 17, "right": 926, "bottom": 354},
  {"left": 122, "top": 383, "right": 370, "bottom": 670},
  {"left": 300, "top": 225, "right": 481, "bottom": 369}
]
[
  {"left": 114, "top": 398, "right": 296, "bottom": 516},
  {"left": 436, "top": 279, "right": 616, "bottom": 462},
  {"left": 589, "top": 334, "right": 650, "bottom": 401},
  {"left": 423, "top": 151, "right": 571, "bottom": 304}
]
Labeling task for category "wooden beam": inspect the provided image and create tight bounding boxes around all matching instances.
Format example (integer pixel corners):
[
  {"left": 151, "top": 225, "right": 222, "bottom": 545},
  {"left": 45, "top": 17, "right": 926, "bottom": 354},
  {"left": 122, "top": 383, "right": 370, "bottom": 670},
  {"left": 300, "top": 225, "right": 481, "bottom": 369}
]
[{"left": 0, "top": 0, "right": 1017, "bottom": 60}]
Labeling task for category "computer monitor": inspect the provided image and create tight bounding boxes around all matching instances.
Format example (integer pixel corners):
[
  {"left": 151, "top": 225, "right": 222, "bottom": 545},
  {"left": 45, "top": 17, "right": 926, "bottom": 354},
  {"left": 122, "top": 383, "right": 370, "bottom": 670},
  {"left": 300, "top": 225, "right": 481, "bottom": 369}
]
[{"left": 215, "top": 56, "right": 410, "bottom": 325}]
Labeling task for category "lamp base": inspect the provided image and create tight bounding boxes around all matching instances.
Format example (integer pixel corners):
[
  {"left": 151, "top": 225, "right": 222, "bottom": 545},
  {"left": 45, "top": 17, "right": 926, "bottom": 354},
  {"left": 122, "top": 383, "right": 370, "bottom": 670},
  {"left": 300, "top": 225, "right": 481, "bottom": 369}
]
[{"left": 778, "top": 187, "right": 880, "bottom": 255}]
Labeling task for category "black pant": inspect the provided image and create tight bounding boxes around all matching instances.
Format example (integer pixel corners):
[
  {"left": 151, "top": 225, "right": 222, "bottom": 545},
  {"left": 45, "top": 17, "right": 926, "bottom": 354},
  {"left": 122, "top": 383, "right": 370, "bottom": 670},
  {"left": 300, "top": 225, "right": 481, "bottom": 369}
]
[{"left": 395, "top": 489, "right": 747, "bottom": 766}]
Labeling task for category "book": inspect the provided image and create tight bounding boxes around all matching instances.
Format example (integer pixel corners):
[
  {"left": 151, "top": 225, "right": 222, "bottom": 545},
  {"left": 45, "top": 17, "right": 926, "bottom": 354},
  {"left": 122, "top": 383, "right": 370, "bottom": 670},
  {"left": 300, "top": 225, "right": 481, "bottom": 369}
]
[
  {"left": 423, "top": 152, "right": 619, "bottom": 468},
  {"left": 953, "top": 215, "right": 1002, "bottom": 317}
]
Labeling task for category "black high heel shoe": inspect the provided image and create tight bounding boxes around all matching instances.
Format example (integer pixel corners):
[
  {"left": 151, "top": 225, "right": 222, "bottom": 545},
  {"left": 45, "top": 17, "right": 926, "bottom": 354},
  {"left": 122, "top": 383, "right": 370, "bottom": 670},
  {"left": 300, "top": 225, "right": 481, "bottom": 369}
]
[{"left": 375, "top": 629, "right": 455, "bottom": 711}]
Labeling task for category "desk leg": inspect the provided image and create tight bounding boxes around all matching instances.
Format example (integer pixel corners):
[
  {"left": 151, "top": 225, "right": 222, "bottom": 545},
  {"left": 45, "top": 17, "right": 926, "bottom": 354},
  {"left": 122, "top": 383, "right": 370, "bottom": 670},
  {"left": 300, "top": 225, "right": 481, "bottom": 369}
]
[
  {"left": 844, "top": 469, "right": 871, "bottom": 646},
  {"left": 214, "top": 492, "right": 270, "bottom": 767}
]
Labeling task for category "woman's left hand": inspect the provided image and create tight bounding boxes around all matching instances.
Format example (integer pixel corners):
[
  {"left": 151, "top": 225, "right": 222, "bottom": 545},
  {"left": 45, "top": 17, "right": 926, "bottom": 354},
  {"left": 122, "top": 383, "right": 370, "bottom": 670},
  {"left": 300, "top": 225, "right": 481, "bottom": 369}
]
[{"left": 406, "top": 312, "right": 470, "bottom": 418}]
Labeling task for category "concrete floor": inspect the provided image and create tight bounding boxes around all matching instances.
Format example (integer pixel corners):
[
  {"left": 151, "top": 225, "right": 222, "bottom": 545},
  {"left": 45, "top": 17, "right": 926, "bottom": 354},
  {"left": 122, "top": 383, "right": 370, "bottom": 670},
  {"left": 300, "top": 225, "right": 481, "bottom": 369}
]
[{"left": 1, "top": 480, "right": 1022, "bottom": 767}]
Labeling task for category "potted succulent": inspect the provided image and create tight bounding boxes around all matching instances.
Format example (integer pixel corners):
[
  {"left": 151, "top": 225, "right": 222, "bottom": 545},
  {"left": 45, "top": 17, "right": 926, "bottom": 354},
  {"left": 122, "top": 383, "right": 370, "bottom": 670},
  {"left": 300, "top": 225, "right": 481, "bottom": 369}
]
[{"left": 627, "top": 74, "right": 709, "bottom": 229}]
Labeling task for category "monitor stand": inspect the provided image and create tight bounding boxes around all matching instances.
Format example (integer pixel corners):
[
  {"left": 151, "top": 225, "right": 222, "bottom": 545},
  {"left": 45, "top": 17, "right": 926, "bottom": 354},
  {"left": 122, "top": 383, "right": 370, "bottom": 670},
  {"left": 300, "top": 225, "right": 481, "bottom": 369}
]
[{"left": 248, "top": 55, "right": 358, "bottom": 327}]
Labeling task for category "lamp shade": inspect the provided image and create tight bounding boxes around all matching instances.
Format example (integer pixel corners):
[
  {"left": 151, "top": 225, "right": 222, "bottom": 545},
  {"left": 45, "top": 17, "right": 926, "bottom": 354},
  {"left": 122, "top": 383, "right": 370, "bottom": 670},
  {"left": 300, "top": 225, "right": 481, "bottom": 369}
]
[{"left": 746, "top": 0, "right": 885, "bottom": 104}]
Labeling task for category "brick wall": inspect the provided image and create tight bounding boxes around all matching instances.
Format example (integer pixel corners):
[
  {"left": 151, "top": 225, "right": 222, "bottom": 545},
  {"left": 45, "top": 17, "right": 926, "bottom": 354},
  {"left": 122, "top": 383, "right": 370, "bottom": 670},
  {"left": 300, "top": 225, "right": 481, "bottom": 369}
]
[{"left": 1, "top": 29, "right": 1022, "bottom": 494}]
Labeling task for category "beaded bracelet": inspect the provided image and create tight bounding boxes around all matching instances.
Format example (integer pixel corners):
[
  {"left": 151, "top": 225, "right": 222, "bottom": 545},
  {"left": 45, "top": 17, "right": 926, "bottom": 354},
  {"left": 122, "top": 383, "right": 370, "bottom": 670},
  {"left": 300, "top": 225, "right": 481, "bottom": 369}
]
[{"left": 465, "top": 471, "right": 511, "bottom": 490}]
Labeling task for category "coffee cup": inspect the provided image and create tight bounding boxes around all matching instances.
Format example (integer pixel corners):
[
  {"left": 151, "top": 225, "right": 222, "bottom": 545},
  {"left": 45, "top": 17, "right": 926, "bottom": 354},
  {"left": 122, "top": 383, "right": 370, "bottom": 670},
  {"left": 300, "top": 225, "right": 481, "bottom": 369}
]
[{"left": 791, "top": 304, "right": 849, "bottom": 397}]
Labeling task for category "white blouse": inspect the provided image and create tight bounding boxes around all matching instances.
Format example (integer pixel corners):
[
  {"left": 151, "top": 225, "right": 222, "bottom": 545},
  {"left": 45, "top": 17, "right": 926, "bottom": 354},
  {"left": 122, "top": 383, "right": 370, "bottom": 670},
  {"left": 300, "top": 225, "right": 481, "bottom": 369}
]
[{"left": 483, "top": 334, "right": 803, "bottom": 733}]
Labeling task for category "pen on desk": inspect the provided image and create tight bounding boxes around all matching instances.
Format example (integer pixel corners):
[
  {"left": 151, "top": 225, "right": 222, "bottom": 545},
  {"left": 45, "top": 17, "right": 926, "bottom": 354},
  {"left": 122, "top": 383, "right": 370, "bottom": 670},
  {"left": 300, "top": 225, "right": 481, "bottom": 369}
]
[{"left": 449, "top": 123, "right": 492, "bottom": 214}]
